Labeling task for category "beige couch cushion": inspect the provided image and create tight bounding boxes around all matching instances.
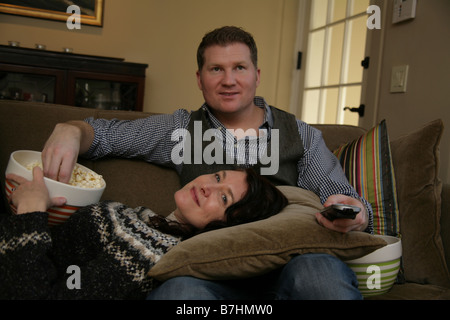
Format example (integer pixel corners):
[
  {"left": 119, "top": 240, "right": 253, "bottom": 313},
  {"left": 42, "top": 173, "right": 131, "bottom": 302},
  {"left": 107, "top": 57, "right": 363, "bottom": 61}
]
[{"left": 149, "top": 186, "right": 386, "bottom": 281}]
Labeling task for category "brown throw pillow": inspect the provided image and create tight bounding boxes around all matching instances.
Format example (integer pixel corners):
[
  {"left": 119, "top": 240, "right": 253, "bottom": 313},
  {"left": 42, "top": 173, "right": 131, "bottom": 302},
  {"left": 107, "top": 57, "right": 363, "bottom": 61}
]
[
  {"left": 390, "top": 119, "right": 450, "bottom": 286},
  {"left": 149, "top": 186, "right": 386, "bottom": 281}
]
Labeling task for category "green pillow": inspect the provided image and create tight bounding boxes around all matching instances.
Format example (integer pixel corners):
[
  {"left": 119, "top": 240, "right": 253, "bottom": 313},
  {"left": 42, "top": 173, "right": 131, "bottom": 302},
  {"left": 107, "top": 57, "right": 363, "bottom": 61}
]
[
  {"left": 333, "top": 120, "right": 400, "bottom": 236},
  {"left": 149, "top": 186, "right": 386, "bottom": 281}
]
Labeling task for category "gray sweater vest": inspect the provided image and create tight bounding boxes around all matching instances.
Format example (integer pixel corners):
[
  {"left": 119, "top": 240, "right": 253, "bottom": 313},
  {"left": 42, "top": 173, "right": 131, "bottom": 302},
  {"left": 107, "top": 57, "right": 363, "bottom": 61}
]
[{"left": 179, "top": 106, "right": 303, "bottom": 186}]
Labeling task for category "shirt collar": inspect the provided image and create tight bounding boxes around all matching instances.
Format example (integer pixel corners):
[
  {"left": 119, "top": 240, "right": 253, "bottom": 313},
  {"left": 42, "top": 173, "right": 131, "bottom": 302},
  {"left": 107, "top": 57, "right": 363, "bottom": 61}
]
[{"left": 201, "top": 96, "right": 273, "bottom": 129}]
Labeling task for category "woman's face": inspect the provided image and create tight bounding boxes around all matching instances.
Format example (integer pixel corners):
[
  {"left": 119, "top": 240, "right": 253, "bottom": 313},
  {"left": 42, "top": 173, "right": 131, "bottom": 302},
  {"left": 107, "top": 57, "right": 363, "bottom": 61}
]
[{"left": 173, "top": 170, "right": 248, "bottom": 229}]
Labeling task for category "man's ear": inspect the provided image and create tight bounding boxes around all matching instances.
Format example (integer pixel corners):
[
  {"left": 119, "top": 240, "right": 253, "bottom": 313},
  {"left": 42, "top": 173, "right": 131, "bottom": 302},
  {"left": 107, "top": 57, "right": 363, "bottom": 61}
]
[
  {"left": 255, "top": 68, "right": 261, "bottom": 87},
  {"left": 196, "top": 70, "right": 203, "bottom": 90}
]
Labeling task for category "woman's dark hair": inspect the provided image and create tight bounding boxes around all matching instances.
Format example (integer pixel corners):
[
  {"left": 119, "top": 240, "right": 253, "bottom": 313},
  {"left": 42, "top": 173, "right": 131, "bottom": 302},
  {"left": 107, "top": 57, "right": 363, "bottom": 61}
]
[
  {"left": 200, "top": 168, "right": 288, "bottom": 233},
  {"left": 148, "top": 168, "right": 288, "bottom": 239},
  {"left": 197, "top": 26, "right": 258, "bottom": 71}
]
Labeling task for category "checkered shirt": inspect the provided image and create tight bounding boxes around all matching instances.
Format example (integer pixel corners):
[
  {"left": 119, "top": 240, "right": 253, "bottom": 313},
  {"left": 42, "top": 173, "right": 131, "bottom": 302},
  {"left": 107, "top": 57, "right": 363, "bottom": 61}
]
[{"left": 85, "top": 96, "right": 373, "bottom": 233}]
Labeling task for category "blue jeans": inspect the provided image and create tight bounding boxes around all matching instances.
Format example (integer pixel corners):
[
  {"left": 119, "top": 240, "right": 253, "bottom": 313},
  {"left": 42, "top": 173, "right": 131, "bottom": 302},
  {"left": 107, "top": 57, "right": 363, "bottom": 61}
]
[{"left": 146, "top": 253, "right": 362, "bottom": 300}]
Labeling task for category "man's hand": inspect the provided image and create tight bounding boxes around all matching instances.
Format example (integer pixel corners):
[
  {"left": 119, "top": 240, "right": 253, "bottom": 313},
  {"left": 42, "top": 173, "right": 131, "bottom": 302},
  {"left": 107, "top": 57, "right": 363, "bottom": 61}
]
[
  {"left": 315, "top": 194, "right": 368, "bottom": 233},
  {"left": 41, "top": 121, "right": 94, "bottom": 184}
]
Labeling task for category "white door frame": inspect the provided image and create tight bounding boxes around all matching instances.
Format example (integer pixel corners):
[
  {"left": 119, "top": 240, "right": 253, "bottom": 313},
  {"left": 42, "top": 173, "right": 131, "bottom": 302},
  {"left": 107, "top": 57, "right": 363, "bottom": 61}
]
[
  {"left": 289, "top": 0, "right": 310, "bottom": 118},
  {"left": 359, "top": 0, "right": 387, "bottom": 129},
  {"left": 290, "top": 0, "right": 385, "bottom": 129}
]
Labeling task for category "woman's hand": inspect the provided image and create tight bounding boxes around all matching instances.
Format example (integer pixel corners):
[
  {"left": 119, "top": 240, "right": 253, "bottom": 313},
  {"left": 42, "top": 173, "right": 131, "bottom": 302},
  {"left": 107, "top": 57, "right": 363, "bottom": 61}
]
[
  {"left": 6, "top": 166, "right": 66, "bottom": 215},
  {"left": 315, "top": 194, "right": 368, "bottom": 233}
]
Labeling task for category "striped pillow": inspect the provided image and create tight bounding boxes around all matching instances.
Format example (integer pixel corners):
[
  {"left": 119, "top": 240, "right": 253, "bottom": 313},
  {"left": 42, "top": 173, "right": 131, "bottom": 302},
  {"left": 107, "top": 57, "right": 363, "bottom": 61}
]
[{"left": 333, "top": 120, "right": 399, "bottom": 236}]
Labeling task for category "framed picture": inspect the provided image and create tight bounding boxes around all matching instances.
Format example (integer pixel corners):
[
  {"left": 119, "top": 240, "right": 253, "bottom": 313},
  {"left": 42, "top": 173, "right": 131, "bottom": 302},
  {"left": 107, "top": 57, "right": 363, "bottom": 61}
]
[{"left": 0, "top": 0, "right": 104, "bottom": 27}]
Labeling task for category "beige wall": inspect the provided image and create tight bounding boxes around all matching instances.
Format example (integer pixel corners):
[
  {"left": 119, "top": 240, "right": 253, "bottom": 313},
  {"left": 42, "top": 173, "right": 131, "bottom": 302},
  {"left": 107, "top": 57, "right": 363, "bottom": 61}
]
[
  {"left": 362, "top": 0, "right": 450, "bottom": 183},
  {"left": 3, "top": 0, "right": 449, "bottom": 184},
  {"left": 0, "top": 0, "right": 299, "bottom": 114}
]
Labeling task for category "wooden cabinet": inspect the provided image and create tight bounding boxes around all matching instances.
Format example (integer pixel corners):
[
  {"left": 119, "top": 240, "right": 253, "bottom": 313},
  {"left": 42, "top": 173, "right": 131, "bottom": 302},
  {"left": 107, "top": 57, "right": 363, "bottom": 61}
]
[{"left": 0, "top": 45, "right": 148, "bottom": 111}]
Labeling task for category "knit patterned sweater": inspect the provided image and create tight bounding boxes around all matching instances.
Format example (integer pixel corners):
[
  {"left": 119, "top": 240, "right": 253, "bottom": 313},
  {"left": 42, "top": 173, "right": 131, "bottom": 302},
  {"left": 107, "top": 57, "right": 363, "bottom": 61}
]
[{"left": 0, "top": 201, "right": 180, "bottom": 299}]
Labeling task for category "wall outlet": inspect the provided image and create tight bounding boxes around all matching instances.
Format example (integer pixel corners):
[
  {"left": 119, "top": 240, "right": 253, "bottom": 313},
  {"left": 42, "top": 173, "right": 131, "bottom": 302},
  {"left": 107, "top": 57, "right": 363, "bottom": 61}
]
[{"left": 393, "top": 0, "right": 417, "bottom": 24}]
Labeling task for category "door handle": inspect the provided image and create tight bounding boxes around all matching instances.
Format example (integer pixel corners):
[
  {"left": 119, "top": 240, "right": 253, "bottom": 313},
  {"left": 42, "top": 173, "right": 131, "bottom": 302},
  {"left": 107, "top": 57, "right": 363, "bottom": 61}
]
[
  {"left": 343, "top": 104, "right": 365, "bottom": 117},
  {"left": 361, "top": 57, "right": 370, "bottom": 69}
]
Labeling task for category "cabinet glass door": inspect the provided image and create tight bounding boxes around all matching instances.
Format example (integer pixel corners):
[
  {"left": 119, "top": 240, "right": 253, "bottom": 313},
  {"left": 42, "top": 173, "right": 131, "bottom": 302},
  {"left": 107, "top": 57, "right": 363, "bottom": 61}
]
[
  {"left": 0, "top": 71, "right": 56, "bottom": 103},
  {"left": 74, "top": 79, "right": 138, "bottom": 111}
]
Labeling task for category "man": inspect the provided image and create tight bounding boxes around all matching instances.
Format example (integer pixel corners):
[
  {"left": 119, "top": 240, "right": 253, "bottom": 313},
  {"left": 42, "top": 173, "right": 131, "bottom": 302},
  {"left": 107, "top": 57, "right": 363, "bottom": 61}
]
[{"left": 42, "top": 26, "right": 372, "bottom": 299}]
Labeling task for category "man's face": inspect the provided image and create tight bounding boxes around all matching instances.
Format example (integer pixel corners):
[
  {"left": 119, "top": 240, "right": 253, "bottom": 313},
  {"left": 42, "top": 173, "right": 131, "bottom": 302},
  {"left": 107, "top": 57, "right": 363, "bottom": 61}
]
[{"left": 196, "top": 43, "right": 260, "bottom": 116}]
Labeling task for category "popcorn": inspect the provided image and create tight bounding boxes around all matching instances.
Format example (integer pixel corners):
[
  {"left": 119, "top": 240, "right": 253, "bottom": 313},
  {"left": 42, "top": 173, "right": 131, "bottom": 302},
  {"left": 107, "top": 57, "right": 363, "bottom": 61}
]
[
  {"left": 26, "top": 161, "right": 105, "bottom": 189},
  {"left": 26, "top": 160, "right": 43, "bottom": 171}
]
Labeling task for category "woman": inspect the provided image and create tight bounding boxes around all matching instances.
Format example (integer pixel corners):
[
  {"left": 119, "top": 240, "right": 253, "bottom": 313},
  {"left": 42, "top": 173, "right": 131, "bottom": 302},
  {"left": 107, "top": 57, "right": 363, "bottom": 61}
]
[{"left": 0, "top": 166, "right": 287, "bottom": 299}]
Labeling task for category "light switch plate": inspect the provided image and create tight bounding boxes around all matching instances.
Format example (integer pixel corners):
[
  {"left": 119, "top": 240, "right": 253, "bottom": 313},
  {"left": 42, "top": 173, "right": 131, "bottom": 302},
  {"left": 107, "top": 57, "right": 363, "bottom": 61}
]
[
  {"left": 393, "top": 0, "right": 417, "bottom": 24},
  {"left": 390, "top": 65, "right": 409, "bottom": 93}
]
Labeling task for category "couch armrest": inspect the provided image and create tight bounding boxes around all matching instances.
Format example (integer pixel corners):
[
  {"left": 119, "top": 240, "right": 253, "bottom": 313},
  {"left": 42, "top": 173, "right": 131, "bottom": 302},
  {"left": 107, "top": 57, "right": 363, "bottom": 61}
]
[
  {"left": 441, "top": 183, "right": 450, "bottom": 272},
  {"left": 312, "top": 124, "right": 367, "bottom": 151}
]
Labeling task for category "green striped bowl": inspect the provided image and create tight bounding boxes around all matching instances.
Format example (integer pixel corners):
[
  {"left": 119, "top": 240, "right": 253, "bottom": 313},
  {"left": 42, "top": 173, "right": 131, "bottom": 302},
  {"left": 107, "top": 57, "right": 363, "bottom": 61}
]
[{"left": 345, "top": 235, "right": 402, "bottom": 297}]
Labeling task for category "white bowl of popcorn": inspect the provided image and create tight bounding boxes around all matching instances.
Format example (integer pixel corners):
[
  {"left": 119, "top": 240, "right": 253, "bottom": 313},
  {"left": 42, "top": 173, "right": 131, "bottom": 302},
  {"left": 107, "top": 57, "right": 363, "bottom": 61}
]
[{"left": 5, "top": 150, "right": 106, "bottom": 226}]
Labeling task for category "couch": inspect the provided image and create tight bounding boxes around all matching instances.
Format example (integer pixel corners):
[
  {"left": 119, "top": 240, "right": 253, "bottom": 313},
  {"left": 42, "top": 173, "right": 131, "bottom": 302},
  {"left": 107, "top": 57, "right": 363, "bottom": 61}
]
[{"left": 1, "top": 99, "right": 449, "bottom": 300}]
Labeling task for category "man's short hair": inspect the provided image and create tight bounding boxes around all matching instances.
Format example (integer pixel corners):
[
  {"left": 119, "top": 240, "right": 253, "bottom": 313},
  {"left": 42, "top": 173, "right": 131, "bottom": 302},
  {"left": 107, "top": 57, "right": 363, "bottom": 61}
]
[{"left": 197, "top": 26, "right": 258, "bottom": 71}]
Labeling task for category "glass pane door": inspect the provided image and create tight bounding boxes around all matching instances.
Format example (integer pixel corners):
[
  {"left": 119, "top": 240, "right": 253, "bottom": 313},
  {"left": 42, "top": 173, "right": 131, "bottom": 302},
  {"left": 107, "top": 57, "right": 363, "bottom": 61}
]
[{"left": 302, "top": 0, "right": 369, "bottom": 125}]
